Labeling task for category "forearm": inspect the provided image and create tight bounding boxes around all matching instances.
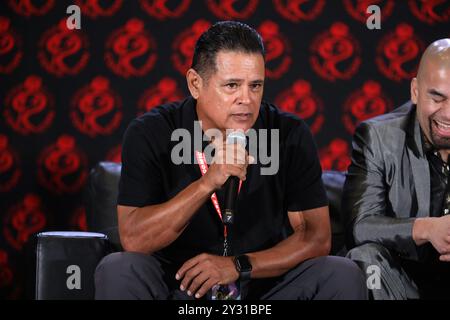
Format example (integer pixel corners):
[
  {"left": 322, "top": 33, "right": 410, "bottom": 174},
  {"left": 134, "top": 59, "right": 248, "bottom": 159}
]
[
  {"left": 120, "top": 177, "right": 213, "bottom": 253},
  {"left": 352, "top": 215, "right": 419, "bottom": 259},
  {"left": 246, "top": 228, "right": 330, "bottom": 279}
]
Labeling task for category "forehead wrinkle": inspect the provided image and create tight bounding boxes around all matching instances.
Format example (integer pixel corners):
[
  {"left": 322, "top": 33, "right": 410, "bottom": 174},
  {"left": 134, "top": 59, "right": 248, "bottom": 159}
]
[{"left": 215, "top": 51, "right": 264, "bottom": 75}]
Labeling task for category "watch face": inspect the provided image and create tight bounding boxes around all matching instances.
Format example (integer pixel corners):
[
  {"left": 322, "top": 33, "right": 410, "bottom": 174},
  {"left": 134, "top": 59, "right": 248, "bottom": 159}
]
[{"left": 236, "top": 255, "right": 252, "bottom": 272}]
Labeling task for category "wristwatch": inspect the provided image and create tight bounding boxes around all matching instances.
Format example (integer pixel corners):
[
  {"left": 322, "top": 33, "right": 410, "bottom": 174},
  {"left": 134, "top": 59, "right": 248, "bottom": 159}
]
[{"left": 234, "top": 254, "right": 252, "bottom": 281}]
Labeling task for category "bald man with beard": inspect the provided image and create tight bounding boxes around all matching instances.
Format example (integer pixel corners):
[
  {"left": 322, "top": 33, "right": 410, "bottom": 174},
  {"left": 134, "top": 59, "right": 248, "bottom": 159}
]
[{"left": 343, "top": 39, "right": 450, "bottom": 300}]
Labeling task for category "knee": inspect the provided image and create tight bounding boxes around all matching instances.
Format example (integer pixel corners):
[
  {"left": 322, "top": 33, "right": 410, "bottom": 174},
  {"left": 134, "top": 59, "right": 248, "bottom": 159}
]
[
  {"left": 95, "top": 251, "right": 158, "bottom": 283},
  {"left": 346, "top": 243, "right": 392, "bottom": 264},
  {"left": 95, "top": 252, "right": 125, "bottom": 279},
  {"left": 94, "top": 252, "right": 165, "bottom": 299},
  {"left": 315, "top": 256, "right": 368, "bottom": 299},
  {"left": 319, "top": 256, "right": 366, "bottom": 284}
]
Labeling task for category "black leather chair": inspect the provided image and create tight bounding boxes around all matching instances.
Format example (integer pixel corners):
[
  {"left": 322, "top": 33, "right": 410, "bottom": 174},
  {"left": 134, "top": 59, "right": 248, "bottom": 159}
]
[{"left": 35, "top": 162, "right": 347, "bottom": 299}]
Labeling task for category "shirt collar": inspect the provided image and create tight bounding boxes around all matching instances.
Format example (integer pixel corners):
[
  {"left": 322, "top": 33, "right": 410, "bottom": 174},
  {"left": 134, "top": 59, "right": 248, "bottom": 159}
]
[{"left": 421, "top": 128, "right": 438, "bottom": 156}]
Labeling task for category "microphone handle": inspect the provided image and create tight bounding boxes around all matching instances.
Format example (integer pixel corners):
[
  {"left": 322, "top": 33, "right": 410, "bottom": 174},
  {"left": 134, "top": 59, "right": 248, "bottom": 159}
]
[{"left": 223, "top": 176, "right": 240, "bottom": 225}]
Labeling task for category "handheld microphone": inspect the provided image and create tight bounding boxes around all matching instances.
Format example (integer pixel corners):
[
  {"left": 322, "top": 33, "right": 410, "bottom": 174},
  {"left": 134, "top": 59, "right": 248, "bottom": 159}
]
[{"left": 223, "top": 131, "right": 247, "bottom": 225}]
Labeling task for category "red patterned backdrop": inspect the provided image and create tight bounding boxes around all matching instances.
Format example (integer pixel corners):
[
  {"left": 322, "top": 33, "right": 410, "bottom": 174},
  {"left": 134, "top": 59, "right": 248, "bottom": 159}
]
[{"left": 0, "top": 0, "right": 449, "bottom": 299}]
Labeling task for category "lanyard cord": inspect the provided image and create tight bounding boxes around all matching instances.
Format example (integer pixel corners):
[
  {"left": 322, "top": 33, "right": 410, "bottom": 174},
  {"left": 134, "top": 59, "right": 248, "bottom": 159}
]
[{"left": 195, "top": 151, "right": 242, "bottom": 256}]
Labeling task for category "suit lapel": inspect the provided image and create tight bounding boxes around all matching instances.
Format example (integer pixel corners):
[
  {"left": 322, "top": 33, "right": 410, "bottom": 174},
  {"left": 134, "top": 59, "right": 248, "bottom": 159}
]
[{"left": 406, "top": 110, "right": 430, "bottom": 218}]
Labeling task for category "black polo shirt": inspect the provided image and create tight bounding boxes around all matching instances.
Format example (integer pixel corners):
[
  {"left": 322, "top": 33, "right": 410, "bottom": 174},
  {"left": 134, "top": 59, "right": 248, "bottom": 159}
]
[{"left": 118, "top": 96, "right": 328, "bottom": 265}]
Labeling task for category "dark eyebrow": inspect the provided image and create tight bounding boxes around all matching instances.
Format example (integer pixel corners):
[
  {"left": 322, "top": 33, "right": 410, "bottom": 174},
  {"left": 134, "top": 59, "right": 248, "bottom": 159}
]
[
  {"left": 428, "top": 89, "right": 447, "bottom": 99},
  {"left": 223, "top": 78, "right": 242, "bottom": 83},
  {"left": 222, "top": 79, "right": 264, "bottom": 83}
]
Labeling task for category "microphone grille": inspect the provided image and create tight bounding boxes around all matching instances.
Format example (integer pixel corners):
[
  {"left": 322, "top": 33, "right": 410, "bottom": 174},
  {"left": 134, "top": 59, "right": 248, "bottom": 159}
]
[{"left": 226, "top": 131, "right": 247, "bottom": 147}]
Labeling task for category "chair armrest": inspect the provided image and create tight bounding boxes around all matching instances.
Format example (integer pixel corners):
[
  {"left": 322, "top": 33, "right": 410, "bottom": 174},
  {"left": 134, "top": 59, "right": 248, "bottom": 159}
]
[{"left": 35, "top": 231, "right": 111, "bottom": 300}]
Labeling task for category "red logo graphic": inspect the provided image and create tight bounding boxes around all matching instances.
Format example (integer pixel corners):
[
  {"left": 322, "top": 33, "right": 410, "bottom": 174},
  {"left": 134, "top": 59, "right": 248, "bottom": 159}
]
[
  {"left": 0, "top": 250, "right": 13, "bottom": 288},
  {"left": 376, "top": 23, "right": 423, "bottom": 82},
  {"left": 0, "top": 17, "right": 22, "bottom": 74},
  {"left": 4, "top": 75, "right": 55, "bottom": 135},
  {"left": 8, "top": 0, "right": 55, "bottom": 17},
  {"left": 140, "top": 0, "right": 191, "bottom": 20},
  {"left": 70, "top": 76, "right": 122, "bottom": 137},
  {"left": 70, "top": 207, "right": 87, "bottom": 231},
  {"left": 171, "top": 19, "right": 211, "bottom": 75},
  {"left": 258, "top": 20, "right": 291, "bottom": 80},
  {"left": 0, "top": 135, "right": 21, "bottom": 193},
  {"left": 105, "top": 18, "right": 157, "bottom": 78},
  {"left": 275, "top": 79, "right": 324, "bottom": 134},
  {"left": 319, "top": 139, "right": 351, "bottom": 172},
  {"left": 3, "top": 194, "right": 46, "bottom": 251},
  {"left": 37, "top": 135, "right": 88, "bottom": 194},
  {"left": 342, "top": 81, "right": 392, "bottom": 134},
  {"left": 273, "top": 0, "right": 325, "bottom": 22},
  {"left": 310, "top": 22, "right": 361, "bottom": 81},
  {"left": 343, "top": 0, "right": 394, "bottom": 23},
  {"left": 206, "top": 0, "right": 259, "bottom": 19},
  {"left": 38, "top": 19, "right": 89, "bottom": 77},
  {"left": 408, "top": 0, "right": 450, "bottom": 25},
  {"left": 106, "top": 144, "right": 122, "bottom": 163},
  {"left": 74, "top": 0, "right": 123, "bottom": 18},
  {"left": 138, "top": 77, "right": 184, "bottom": 115}
]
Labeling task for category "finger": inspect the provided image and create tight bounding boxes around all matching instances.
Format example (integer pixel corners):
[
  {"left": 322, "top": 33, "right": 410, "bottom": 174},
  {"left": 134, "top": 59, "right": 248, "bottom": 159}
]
[
  {"left": 211, "top": 141, "right": 225, "bottom": 161},
  {"left": 224, "top": 145, "right": 246, "bottom": 165},
  {"left": 176, "top": 256, "right": 200, "bottom": 281},
  {"left": 236, "top": 145, "right": 247, "bottom": 164},
  {"left": 213, "top": 147, "right": 227, "bottom": 164},
  {"left": 211, "top": 135, "right": 225, "bottom": 148},
  {"left": 439, "top": 254, "right": 450, "bottom": 262},
  {"left": 195, "top": 278, "right": 219, "bottom": 299},
  {"left": 187, "top": 270, "right": 210, "bottom": 297},
  {"left": 180, "top": 266, "right": 202, "bottom": 292},
  {"left": 247, "top": 155, "right": 255, "bottom": 164},
  {"left": 226, "top": 165, "right": 247, "bottom": 181}
]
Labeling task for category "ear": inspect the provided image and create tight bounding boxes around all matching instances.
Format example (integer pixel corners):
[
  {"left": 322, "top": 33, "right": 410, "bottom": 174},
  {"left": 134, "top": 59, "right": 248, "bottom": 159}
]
[
  {"left": 411, "top": 77, "right": 418, "bottom": 104},
  {"left": 186, "top": 68, "right": 202, "bottom": 99}
]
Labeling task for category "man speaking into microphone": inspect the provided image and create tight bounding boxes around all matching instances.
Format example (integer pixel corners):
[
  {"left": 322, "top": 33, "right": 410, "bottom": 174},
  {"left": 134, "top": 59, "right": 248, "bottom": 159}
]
[{"left": 94, "top": 21, "right": 367, "bottom": 300}]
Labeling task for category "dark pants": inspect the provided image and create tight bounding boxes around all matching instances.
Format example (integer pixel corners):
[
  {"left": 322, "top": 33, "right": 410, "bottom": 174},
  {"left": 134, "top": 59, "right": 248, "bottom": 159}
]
[
  {"left": 94, "top": 252, "right": 368, "bottom": 300},
  {"left": 347, "top": 243, "right": 450, "bottom": 300}
]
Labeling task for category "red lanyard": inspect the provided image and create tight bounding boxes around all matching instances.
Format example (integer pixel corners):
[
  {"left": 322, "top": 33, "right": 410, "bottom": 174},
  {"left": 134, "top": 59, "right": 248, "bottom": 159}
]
[{"left": 195, "top": 151, "right": 242, "bottom": 241}]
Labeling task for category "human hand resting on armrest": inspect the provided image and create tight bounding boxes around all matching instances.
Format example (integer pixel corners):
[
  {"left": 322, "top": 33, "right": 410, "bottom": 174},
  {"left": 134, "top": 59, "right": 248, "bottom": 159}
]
[{"left": 413, "top": 215, "right": 450, "bottom": 261}]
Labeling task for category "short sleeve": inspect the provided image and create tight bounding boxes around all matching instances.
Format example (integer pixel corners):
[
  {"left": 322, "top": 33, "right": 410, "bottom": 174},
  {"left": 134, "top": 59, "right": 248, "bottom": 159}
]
[
  {"left": 285, "top": 122, "right": 328, "bottom": 211},
  {"left": 117, "top": 119, "right": 164, "bottom": 207}
]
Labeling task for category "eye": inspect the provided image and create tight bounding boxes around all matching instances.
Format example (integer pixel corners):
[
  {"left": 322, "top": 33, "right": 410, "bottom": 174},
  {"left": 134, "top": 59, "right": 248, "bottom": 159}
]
[
  {"left": 250, "top": 83, "right": 262, "bottom": 90},
  {"left": 225, "top": 83, "right": 238, "bottom": 89},
  {"left": 433, "top": 98, "right": 445, "bottom": 103}
]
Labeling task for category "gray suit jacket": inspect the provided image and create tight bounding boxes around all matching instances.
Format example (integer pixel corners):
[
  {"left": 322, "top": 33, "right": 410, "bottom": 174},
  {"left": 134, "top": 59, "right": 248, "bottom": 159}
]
[{"left": 343, "top": 101, "right": 429, "bottom": 261}]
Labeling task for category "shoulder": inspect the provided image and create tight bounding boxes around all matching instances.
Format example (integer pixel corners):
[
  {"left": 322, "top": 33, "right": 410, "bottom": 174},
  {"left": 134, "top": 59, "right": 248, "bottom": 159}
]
[
  {"left": 352, "top": 101, "right": 414, "bottom": 157},
  {"left": 259, "top": 100, "right": 309, "bottom": 136},
  {"left": 125, "top": 97, "right": 192, "bottom": 136},
  {"left": 358, "top": 101, "right": 415, "bottom": 134}
]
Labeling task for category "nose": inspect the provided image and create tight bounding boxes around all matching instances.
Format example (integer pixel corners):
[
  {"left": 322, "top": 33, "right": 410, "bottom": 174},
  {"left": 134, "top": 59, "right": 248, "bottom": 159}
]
[{"left": 238, "top": 86, "right": 251, "bottom": 105}]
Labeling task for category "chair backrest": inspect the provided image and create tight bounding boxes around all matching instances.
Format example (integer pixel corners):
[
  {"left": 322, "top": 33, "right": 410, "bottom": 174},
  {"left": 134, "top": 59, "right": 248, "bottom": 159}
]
[
  {"left": 84, "top": 162, "right": 122, "bottom": 251},
  {"left": 84, "top": 162, "right": 347, "bottom": 255},
  {"left": 321, "top": 170, "right": 347, "bottom": 256}
]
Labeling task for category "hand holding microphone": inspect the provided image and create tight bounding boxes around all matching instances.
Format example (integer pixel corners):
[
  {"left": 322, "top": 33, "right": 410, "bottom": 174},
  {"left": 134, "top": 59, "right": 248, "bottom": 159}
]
[
  {"left": 201, "top": 131, "right": 254, "bottom": 221},
  {"left": 223, "top": 131, "right": 247, "bottom": 225}
]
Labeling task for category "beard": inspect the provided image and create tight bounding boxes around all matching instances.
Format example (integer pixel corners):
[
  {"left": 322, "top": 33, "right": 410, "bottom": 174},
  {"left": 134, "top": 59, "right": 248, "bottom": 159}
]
[{"left": 429, "top": 117, "right": 450, "bottom": 150}]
